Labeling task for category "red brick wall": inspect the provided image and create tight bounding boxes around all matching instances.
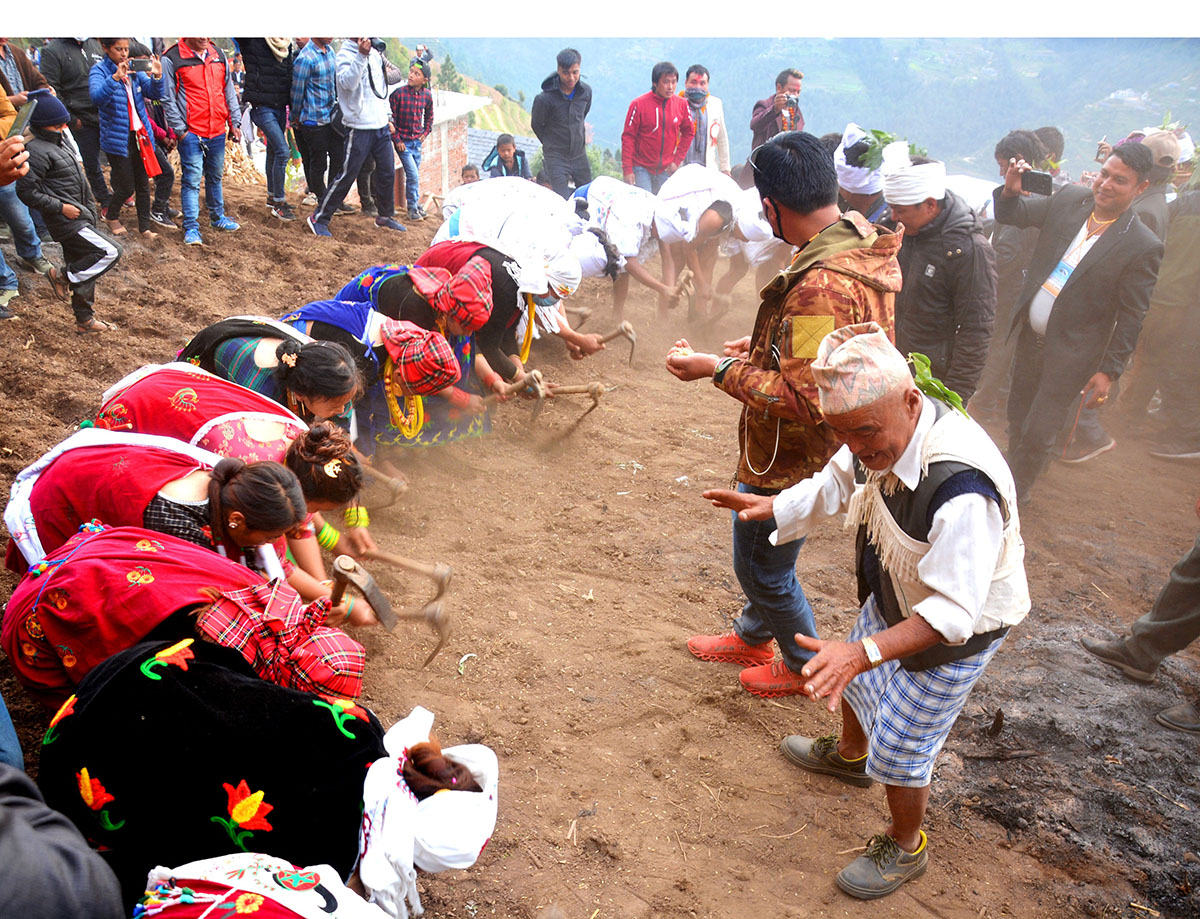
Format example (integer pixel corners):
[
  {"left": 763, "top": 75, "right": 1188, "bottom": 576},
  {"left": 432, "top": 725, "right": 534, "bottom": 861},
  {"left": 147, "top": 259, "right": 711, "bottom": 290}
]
[{"left": 394, "top": 115, "right": 470, "bottom": 208}]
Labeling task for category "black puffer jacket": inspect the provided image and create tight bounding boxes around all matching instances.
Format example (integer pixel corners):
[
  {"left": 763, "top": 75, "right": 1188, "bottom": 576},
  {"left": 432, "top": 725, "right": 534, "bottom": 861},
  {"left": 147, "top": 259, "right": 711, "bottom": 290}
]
[
  {"left": 530, "top": 71, "right": 591, "bottom": 159},
  {"left": 234, "top": 38, "right": 294, "bottom": 108},
  {"left": 894, "top": 190, "right": 997, "bottom": 403},
  {"left": 38, "top": 38, "right": 105, "bottom": 126},
  {"left": 15, "top": 127, "right": 98, "bottom": 239}
]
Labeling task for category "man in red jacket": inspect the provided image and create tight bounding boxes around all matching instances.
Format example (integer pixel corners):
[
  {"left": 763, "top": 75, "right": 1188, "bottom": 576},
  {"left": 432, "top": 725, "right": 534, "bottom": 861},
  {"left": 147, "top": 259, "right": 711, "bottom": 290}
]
[{"left": 621, "top": 62, "right": 694, "bottom": 194}]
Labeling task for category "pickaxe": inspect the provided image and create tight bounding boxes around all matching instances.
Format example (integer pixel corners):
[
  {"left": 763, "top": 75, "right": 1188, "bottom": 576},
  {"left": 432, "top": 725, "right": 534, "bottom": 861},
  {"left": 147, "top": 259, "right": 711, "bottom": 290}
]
[
  {"left": 329, "top": 555, "right": 451, "bottom": 667},
  {"left": 483, "top": 369, "right": 548, "bottom": 420},
  {"left": 546, "top": 381, "right": 611, "bottom": 414},
  {"left": 564, "top": 304, "right": 593, "bottom": 328},
  {"left": 359, "top": 463, "right": 408, "bottom": 511},
  {"left": 597, "top": 321, "right": 637, "bottom": 366},
  {"left": 321, "top": 531, "right": 453, "bottom": 607}
]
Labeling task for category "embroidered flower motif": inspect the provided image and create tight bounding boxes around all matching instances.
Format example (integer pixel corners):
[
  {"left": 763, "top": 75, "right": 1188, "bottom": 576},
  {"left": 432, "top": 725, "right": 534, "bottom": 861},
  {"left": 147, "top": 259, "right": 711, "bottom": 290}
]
[
  {"left": 139, "top": 638, "right": 195, "bottom": 680},
  {"left": 313, "top": 695, "right": 370, "bottom": 739},
  {"left": 134, "top": 538, "right": 164, "bottom": 552},
  {"left": 58, "top": 644, "right": 77, "bottom": 669},
  {"left": 43, "top": 694, "right": 76, "bottom": 745},
  {"left": 233, "top": 893, "right": 264, "bottom": 913},
  {"left": 126, "top": 565, "right": 155, "bottom": 585},
  {"left": 211, "top": 780, "right": 274, "bottom": 851},
  {"left": 77, "top": 767, "right": 125, "bottom": 830},
  {"left": 20, "top": 641, "right": 38, "bottom": 661},
  {"left": 97, "top": 403, "right": 130, "bottom": 429},
  {"left": 24, "top": 613, "right": 44, "bottom": 639},
  {"left": 187, "top": 356, "right": 202, "bottom": 366},
  {"left": 45, "top": 588, "right": 70, "bottom": 610},
  {"left": 170, "top": 387, "right": 199, "bottom": 412}
]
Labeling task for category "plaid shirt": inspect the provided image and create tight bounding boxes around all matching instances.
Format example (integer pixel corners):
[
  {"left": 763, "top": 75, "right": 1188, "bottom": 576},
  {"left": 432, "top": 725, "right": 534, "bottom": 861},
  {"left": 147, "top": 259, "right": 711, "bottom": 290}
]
[
  {"left": 389, "top": 83, "right": 433, "bottom": 143},
  {"left": 197, "top": 578, "right": 366, "bottom": 699},
  {"left": 290, "top": 40, "right": 337, "bottom": 126}
]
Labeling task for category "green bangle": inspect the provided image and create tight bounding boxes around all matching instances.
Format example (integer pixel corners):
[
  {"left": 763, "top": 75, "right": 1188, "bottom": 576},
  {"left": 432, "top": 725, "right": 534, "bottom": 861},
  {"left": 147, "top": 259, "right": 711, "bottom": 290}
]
[
  {"left": 713, "top": 356, "right": 737, "bottom": 385},
  {"left": 317, "top": 523, "right": 339, "bottom": 550},
  {"left": 344, "top": 596, "right": 355, "bottom": 624}
]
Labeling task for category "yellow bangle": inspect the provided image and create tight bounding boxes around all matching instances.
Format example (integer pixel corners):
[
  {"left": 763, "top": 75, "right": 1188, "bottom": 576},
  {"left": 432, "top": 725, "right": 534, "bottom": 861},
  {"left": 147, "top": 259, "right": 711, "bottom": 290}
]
[
  {"left": 343, "top": 507, "right": 369, "bottom": 527},
  {"left": 344, "top": 596, "right": 355, "bottom": 624}
]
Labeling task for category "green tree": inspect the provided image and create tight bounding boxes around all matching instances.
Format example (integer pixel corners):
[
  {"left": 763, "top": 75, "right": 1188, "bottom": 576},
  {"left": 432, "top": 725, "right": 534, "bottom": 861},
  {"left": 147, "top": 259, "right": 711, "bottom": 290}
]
[
  {"left": 439, "top": 54, "right": 465, "bottom": 93},
  {"left": 494, "top": 83, "right": 509, "bottom": 99},
  {"left": 517, "top": 90, "right": 526, "bottom": 108}
]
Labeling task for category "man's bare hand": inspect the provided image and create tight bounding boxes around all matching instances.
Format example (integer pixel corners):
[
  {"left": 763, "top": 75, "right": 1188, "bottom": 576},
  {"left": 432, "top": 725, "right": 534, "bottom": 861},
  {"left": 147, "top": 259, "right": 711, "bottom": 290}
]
[
  {"left": 701, "top": 488, "right": 775, "bottom": 521},
  {"left": 61, "top": 203, "right": 81, "bottom": 219},
  {"left": 723, "top": 336, "right": 751, "bottom": 359},
  {"left": 1002, "top": 157, "right": 1032, "bottom": 199},
  {"left": 665, "top": 340, "right": 718, "bottom": 381},
  {"left": 357, "top": 38, "right": 373, "bottom": 56},
  {"left": 772, "top": 91, "right": 788, "bottom": 112},
  {"left": 0, "top": 136, "right": 29, "bottom": 185},
  {"left": 1081, "top": 371, "right": 1112, "bottom": 409},
  {"left": 795, "top": 634, "right": 869, "bottom": 713}
]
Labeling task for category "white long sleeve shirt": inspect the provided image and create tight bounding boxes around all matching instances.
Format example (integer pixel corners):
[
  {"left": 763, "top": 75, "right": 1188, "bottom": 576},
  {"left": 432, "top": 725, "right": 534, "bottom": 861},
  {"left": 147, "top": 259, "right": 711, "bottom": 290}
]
[{"left": 769, "top": 398, "right": 1007, "bottom": 644}]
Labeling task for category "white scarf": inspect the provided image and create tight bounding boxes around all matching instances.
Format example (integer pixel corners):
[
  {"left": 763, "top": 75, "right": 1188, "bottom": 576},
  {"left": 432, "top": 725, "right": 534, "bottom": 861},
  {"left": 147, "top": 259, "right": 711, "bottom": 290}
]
[{"left": 881, "top": 140, "right": 946, "bottom": 205}]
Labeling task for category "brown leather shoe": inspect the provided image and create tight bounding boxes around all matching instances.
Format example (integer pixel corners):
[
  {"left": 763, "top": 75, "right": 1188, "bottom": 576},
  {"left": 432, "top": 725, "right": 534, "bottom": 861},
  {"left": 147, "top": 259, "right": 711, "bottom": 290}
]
[
  {"left": 687, "top": 630, "right": 774, "bottom": 667},
  {"left": 1079, "top": 636, "right": 1157, "bottom": 683},
  {"left": 1155, "top": 702, "right": 1200, "bottom": 735}
]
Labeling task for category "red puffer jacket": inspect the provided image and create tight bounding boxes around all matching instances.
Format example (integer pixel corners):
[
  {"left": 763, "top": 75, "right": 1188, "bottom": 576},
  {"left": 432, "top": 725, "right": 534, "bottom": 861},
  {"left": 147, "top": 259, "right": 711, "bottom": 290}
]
[{"left": 620, "top": 91, "right": 695, "bottom": 176}]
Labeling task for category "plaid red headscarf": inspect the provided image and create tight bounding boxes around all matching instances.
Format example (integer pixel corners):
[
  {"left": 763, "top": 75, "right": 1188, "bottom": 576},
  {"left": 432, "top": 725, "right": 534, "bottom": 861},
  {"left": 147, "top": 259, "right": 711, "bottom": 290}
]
[
  {"left": 380, "top": 320, "right": 459, "bottom": 395},
  {"left": 196, "top": 578, "right": 365, "bottom": 699},
  {"left": 408, "top": 257, "right": 493, "bottom": 333}
]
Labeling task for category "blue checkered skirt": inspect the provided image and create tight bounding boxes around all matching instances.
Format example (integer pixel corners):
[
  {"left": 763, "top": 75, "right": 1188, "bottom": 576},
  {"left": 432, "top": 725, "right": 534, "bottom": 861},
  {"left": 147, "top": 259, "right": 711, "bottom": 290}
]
[{"left": 842, "top": 597, "right": 1004, "bottom": 787}]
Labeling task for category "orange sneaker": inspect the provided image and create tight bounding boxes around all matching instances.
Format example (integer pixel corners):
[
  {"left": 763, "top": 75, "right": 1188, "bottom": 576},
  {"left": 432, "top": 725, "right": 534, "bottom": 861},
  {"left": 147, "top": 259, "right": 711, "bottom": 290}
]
[
  {"left": 739, "top": 659, "right": 808, "bottom": 697},
  {"left": 687, "top": 630, "right": 775, "bottom": 666}
]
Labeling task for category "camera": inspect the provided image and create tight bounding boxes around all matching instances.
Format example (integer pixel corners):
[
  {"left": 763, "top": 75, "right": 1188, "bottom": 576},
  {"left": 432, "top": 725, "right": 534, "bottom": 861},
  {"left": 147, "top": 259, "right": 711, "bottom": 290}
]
[
  {"left": 370, "top": 38, "right": 387, "bottom": 53},
  {"left": 786, "top": 94, "right": 801, "bottom": 108}
]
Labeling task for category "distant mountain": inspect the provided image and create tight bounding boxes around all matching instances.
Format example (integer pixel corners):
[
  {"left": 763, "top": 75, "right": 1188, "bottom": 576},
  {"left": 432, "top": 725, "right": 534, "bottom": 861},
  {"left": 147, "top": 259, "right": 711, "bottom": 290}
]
[{"left": 423, "top": 37, "right": 1200, "bottom": 179}]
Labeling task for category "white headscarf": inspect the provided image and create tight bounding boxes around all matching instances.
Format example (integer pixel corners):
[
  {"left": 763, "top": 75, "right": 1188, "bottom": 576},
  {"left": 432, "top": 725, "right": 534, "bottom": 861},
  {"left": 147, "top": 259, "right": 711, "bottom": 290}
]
[
  {"left": 881, "top": 140, "right": 946, "bottom": 206},
  {"left": 835, "top": 123, "right": 883, "bottom": 194},
  {"left": 569, "top": 231, "right": 618, "bottom": 278},
  {"left": 733, "top": 187, "right": 773, "bottom": 242}
]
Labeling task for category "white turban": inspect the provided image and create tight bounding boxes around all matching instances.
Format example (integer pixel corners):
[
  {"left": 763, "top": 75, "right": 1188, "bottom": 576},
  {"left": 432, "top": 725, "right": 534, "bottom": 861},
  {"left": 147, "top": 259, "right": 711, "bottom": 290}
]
[
  {"left": 834, "top": 123, "right": 882, "bottom": 195},
  {"left": 812, "top": 322, "right": 911, "bottom": 415},
  {"left": 545, "top": 251, "right": 582, "bottom": 299},
  {"left": 881, "top": 140, "right": 946, "bottom": 206}
]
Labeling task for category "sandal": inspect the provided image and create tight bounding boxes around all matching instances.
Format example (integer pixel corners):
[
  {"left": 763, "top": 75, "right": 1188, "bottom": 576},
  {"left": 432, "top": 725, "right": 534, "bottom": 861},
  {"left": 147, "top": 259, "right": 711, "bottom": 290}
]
[
  {"left": 46, "top": 266, "right": 70, "bottom": 302},
  {"left": 76, "top": 317, "right": 117, "bottom": 335}
]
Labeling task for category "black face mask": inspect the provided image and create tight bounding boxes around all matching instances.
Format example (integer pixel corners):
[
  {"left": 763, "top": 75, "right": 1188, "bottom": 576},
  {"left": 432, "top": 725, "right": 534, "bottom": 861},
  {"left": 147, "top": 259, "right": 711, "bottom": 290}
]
[
  {"left": 763, "top": 198, "right": 794, "bottom": 247},
  {"left": 684, "top": 87, "right": 708, "bottom": 106}
]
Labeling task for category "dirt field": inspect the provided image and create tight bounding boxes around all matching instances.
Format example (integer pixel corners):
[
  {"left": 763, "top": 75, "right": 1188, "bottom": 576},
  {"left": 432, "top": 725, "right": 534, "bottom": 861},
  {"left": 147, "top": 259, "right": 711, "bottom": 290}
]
[{"left": 2, "top": 182, "right": 1199, "bottom": 919}]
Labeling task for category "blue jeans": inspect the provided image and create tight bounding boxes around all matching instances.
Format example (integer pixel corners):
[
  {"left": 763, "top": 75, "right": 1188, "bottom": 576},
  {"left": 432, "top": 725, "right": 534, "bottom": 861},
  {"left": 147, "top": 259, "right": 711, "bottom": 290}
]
[
  {"left": 0, "top": 247, "right": 16, "bottom": 291},
  {"left": 0, "top": 181, "right": 42, "bottom": 261},
  {"left": 250, "top": 104, "right": 289, "bottom": 202},
  {"left": 397, "top": 137, "right": 422, "bottom": 211},
  {"left": 178, "top": 131, "right": 228, "bottom": 232},
  {"left": 730, "top": 482, "right": 818, "bottom": 672},
  {"left": 633, "top": 165, "right": 668, "bottom": 194},
  {"left": 0, "top": 692, "right": 23, "bottom": 771}
]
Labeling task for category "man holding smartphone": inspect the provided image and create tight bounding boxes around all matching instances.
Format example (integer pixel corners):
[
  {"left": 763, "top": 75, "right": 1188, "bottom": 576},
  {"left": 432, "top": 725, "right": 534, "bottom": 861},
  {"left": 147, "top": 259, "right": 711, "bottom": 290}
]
[{"left": 993, "top": 143, "right": 1163, "bottom": 502}]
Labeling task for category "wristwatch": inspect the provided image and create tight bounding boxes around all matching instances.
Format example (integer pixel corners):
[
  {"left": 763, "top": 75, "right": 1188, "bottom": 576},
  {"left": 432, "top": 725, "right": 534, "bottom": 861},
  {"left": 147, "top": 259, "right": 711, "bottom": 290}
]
[{"left": 861, "top": 637, "right": 884, "bottom": 670}]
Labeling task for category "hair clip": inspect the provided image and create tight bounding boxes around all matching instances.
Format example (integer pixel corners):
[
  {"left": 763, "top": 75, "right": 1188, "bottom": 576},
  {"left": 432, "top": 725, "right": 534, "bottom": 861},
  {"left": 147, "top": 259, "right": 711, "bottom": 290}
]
[
  {"left": 280, "top": 352, "right": 298, "bottom": 367},
  {"left": 323, "top": 458, "right": 342, "bottom": 479}
]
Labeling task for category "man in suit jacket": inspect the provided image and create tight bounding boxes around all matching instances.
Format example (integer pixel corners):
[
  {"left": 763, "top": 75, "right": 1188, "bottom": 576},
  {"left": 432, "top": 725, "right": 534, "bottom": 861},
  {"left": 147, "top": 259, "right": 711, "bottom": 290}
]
[{"left": 993, "top": 142, "right": 1163, "bottom": 500}]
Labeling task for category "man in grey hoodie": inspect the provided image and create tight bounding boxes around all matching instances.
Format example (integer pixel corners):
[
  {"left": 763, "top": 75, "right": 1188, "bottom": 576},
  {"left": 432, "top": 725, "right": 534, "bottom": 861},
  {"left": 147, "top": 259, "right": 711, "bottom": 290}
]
[{"left": 307, "top": 38, "right": 405, "bottom": 237}]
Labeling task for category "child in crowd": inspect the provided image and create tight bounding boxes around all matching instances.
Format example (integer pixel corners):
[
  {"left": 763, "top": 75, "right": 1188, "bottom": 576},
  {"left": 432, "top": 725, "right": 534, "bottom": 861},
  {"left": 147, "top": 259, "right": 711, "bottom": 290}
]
[{"left": 15, "top": 92, "right": 121, "bottom": 333}]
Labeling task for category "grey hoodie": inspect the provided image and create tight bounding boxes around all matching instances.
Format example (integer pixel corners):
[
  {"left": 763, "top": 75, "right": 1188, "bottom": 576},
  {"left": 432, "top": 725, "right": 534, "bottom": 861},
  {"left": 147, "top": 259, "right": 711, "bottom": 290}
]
[{"left": 335, "top": 40, "right": 393, "bottom": 131}]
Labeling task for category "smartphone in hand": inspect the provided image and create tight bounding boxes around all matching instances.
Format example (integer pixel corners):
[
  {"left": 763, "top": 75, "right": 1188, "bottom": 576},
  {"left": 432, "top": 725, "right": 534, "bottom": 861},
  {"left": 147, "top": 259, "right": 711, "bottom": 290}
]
[
  {"left": 1020, "top": 170, "right": 1054, "bottom": 196},
  {"left": 6, "top": 97, "right": 37, "bottom": 139},
  {"left": 129, "top": 58, "right": 154, "bottom": 73}
]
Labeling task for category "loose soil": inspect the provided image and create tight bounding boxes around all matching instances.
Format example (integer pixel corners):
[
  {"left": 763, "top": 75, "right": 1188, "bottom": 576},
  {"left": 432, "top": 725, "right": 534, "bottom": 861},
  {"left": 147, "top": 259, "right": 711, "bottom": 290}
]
[{"left": 2, "top": 183, "right": 1199, "bottom": 919}]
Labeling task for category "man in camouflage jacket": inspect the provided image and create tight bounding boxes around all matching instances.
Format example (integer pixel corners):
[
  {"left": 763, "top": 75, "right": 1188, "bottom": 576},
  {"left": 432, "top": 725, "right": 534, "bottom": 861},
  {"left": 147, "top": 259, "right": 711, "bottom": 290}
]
[{"left": 667, "top": 131, "right": 901, "bottom": 697}]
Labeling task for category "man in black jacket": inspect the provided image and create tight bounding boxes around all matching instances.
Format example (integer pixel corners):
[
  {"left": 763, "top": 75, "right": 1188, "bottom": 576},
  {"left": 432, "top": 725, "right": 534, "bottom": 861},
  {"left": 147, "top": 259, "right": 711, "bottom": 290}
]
[
  {"left": 883, "top": 155, "right": 997, "bottom": 405},
  {"left": 530, "top": 48, "right": 591, "bottom": 198},
  {"left": 235, "top": 38, "right": 295, "bottom": 220},
  {"left": 994, "top": 143, "right": 1163, "bottom": 500},
  {"left": 38, "top": 38, "right": 110, "bottom": 208}
]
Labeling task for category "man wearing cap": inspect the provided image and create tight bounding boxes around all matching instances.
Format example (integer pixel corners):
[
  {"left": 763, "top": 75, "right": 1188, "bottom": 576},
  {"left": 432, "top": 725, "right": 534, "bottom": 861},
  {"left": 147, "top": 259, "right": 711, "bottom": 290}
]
[
  {"left": 834, "top": 124, "right": 888, "bottom": 224},
  {"left": 881, "top": 143, "right": 997, "bottom": 406},
  {"left": 994, "top": 143, "right": 1162, "bottom": 499},
  {"left": 1130, "top": 131, "right": 1180, "bottom": 242},
  {"left": 667, "top": 131, "right": 901, "bottom": 698},
  {"left": 704, "top": 322, "right": 1030, "bottom": 899}
]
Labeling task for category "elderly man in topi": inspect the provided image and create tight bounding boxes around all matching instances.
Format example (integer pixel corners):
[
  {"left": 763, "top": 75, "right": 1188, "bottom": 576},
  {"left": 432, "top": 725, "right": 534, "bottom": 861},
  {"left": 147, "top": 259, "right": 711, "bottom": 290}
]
[{"left": 704, "top": 323, "right": 1030, "bottom": 899}]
